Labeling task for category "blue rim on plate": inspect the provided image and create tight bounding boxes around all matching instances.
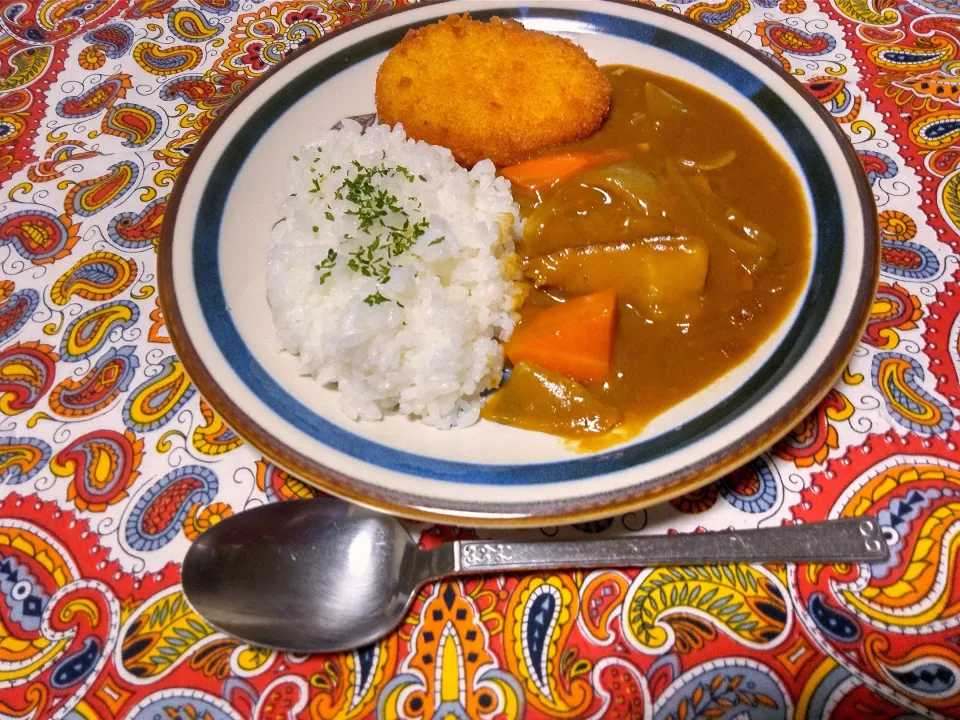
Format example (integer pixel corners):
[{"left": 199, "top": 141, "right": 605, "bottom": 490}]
[{"left": 159, "top": 0, "right": 878, "bottom": 525}]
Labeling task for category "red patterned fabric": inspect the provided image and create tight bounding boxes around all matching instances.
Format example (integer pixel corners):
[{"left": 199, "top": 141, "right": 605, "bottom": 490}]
[{"left": 0, "top": 0, "right": 957, "bottom": 717}]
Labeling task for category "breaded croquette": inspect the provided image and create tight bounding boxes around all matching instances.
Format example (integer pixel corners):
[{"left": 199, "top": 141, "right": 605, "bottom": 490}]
[{"left": 375, "top": 14, "right": 612, "bottom": 168}]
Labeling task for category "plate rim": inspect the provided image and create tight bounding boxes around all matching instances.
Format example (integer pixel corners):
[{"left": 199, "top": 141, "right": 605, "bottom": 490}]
[{"left": 158, "top": 0, "right": 879, "bottom": 526}]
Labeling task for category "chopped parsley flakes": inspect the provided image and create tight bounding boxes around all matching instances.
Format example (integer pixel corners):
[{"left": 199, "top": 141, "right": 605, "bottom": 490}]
[
  {"left": 315, "top": 248, "right": 337, "bottom": 270},
  {"left": 307, "top": 157, "right": 439, "bottom": 306},
  {"left": 363, "top": 291, "right": 390, "bottom": 306}
]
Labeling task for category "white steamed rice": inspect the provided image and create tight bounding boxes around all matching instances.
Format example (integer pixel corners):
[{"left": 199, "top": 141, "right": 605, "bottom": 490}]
[{"left": 265, "top": 120, "right": 523, "bottom": 428}]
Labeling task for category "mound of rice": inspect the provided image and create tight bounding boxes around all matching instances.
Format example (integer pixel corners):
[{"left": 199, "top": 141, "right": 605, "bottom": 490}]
[{"left": 266, "top": 120, "right": 523, "bottom": 429}]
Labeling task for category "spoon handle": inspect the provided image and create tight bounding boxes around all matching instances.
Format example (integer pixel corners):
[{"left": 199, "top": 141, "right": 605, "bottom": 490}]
[{"left": 451, "top": 516, "right": 888, "bottom": 573}]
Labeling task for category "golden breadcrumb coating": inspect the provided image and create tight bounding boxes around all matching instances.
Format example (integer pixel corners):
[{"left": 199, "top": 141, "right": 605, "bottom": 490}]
[{"left": 375, "top": 14, "right": 612, "bottom": 168}]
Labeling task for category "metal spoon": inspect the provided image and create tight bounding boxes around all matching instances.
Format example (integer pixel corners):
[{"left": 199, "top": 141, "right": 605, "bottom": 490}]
[{"left": 182, "top": 498, "right": 888, "bottom": 653}]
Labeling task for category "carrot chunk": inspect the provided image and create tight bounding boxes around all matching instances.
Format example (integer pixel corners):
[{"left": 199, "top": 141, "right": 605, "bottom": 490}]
[
  {"left": 502, "top": 150, "right": 629, "bottom": 194},
  {"left": 505, "top": 289, "right": 617, "bottom": 384}
]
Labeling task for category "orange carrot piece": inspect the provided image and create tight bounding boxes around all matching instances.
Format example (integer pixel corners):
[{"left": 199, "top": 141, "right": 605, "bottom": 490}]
[
  {"left": 505, "top": 289, "right": 618, "bottom": 384},
  {"left": 502, "top": 150, "right": 630, "bottom": 194}
]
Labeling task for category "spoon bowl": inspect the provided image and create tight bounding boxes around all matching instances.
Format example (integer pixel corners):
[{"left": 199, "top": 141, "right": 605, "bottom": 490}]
[{"left": 183, "top": 500, "right": 443, "bottom": 652}]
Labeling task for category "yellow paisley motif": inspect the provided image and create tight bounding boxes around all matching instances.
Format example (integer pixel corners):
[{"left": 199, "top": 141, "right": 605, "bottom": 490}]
[
  {"left": 624, "top": 564, "right": 789, "bottom": 653},
  {"left": 580, "top": 571, "right": 630, "bottom": 644},
  {"left": 685, "top": 0, "right": 749, "bottom": 30},
  {"left": 0, "top": 46, "right": 52, "bottom": 91},
  {"left": 169, "top": 7, "right": 222, "bottom": 41},
  {"left": 182, "top": 502, "right": 232, "bottom": 541},
  {"left": 50, "top": 251, "right": 136, "bottom": 306},
  {"left": 941, "top": 171, "right": 960, "bottom": 234},
  {"left": 504, "top": 574, "right": 591, "bottom": 718},
  {"left": 118, "top": 586, "right": 216, "bottom": 683},
  {"left": 909, "top": 110, "right": 960, "bottom": 150},
  {"left": 868, "top": 40, "right": 955, "bottom": 72},
  {"left": 830, "top": 0, "right": 899, "bottom": 26},
  {"left": 231, "top": 645, "right": 274, "bottom": 676},
  {"left": 864, "top": 635, "right": 960, "bottom": 710},
  {"left": 123, "top": 356, "right": 193, "bottom": 432},
  {"left": 132, "top": 41, "right": 203, "bottom": 76},
  {"left": 873, "top": 354, "right": 950, "bottom": 432},
  {"left": 835, "top": 465, "right": 960, "bottom": 629},
  {"left": 39, "top": 0, "right": 114, "bottom": 33},
  {"left": 310, "top": 637, "right": 398, "bottom": 719},
  {"left": 191, "top": 399, "right": 243, "bottom": 456},
  {"left": 254, "top": 460, "right": 316, "bottom": 500},
  {"left": 61, "top": 302, "right": 137, "bottom": 360}
]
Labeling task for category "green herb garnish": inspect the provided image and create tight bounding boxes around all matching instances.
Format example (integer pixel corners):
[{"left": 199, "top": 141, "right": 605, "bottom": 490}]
[
  {"left": 316, "top": 248, "right": 337, "bottom": 270},
  {"left": 363, "top": 291, "right": 390, "bottom": 306},
  {"left": 304, "top": 159, "right": 437, "bottom": 305}
]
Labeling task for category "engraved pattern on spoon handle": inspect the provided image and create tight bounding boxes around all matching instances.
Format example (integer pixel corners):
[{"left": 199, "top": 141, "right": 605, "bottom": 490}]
[{"left": 452, "top": 517, "right": 888, "bottom": 573}]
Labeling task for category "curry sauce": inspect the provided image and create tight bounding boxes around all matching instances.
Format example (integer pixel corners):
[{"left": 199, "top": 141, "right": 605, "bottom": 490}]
[{"left": 482, "top": 65, "right": 811, "bottom": 449}]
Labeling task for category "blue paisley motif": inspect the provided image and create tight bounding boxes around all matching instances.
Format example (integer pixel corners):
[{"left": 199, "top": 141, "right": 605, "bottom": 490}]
[
  {"left": 888, "top": 661, "right": 957, "bottom": 696},
  {"left": 51, "top": 637, "right": 101, "bottom": 689},
  {"left": 917, "top": 117, "right": 960, "bottom": 144},
  {"left": 0, "top": 551, "right": 49, "bottom": 633},
  {"left": 653, "top": 658, "right": 789, "bottom": 719},
  {"left": 881, "top": 239, "right": 940, "bottom": 280},
  {"left": 158, "top": 73, "right": 209, "bottom": 104},
  {"left": 872, "top": 488, "right": 944, "bottom": 579},
  {"left": 803, "top": 664, "right": 856, "bottom": 720},
  {"left": 696, "top": 0, "right": 748, "bottom": 27},
  {"left": 718, "top": 457, "right": 779, "bottom": 514},
  {"left": 527, "top": 590, "right": 557, "bottom": 689},
  {"left": 59, "top": 299, "right": 140, "bottom": 362},
  {"left": 878, "top": 50, "right": 944, "bottom": 65},
  {"left": 107, "top": 197, "right": 165, "bottom": 250},
  {"left": 126, "top": 689, "right": 243, "bottom": 720},
  {"left": 808, "top": 592, "right": 860, "bottom": 642},
  {"left": 124, "top": 465, "right": 218, "bottom": 551},
  {"left": 121, "top": 354, "right": 196, "bottom": 432},
  {"left": 0, "top": 288, "right": 38, "bottom": 344},
  {"left": 82, "top": 23, "right": 133, "bottom": 59},
  {"left": 0, "top": 436, "right": 51, "bottom": 485},
  {"left": 858, "top": 150, "right": 898, "bottom": 184},
  {"left": 871, "top": 352, "right": 954, "bottom": 434}
]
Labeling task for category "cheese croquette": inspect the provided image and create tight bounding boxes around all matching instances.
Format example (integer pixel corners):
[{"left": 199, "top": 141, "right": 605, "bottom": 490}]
[{"left": 375, "top": 14, "right": 612, "bottom": 168}]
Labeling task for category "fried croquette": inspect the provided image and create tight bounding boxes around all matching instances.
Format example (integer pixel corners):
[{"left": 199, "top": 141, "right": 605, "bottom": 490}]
[{"left": 375, "top": 14, "right": 612, "bottom": 168}]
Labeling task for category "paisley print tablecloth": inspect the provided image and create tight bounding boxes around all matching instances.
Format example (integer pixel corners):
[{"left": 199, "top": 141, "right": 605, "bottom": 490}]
[{"left": 0, "top": 0, "right": 958, "bottom": 717}]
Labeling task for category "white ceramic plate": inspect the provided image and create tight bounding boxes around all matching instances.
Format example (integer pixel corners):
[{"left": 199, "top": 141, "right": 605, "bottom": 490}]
[{"left": 159, "top": 0, "right": 878, "bottom": 525}]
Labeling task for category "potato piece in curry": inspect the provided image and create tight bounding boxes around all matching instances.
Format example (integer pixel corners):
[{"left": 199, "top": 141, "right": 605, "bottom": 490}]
[{"left": 481, "top": 65, "right": 811, "bottom": 450}]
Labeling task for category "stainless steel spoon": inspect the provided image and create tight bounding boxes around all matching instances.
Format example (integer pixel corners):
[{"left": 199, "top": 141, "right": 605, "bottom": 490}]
[{"left": 182, "top": 498, "right": 888, "bottom": 653}]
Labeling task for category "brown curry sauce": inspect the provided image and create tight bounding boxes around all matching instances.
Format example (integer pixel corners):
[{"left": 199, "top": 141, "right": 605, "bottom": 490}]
[{"left": 481, "top": 65, "right": 811, "bottom": 449}]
